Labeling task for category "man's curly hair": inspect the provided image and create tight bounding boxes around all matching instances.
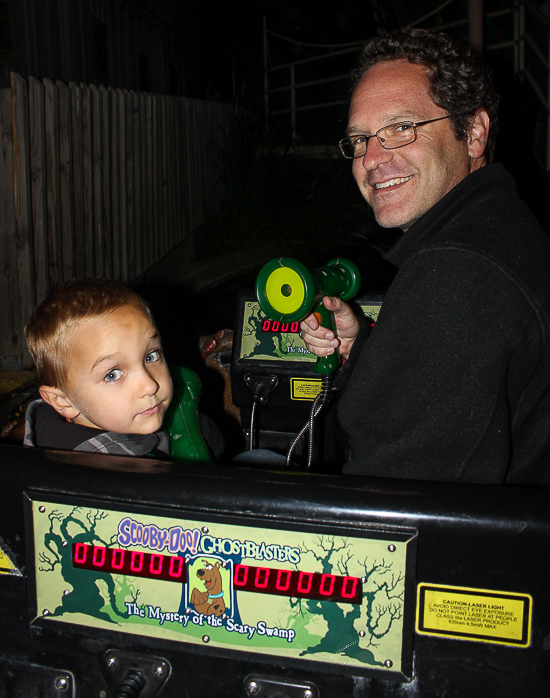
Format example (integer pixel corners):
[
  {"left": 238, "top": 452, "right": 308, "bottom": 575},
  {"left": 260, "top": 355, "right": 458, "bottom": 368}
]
[{"left": 351, "top": 28, "right": 500, "bottom": 163}]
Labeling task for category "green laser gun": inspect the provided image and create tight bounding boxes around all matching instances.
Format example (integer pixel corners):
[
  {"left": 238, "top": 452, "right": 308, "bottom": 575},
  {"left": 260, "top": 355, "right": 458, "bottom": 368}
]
[{"left": 256, "top": 257, "right": 361, "bottom": 374}]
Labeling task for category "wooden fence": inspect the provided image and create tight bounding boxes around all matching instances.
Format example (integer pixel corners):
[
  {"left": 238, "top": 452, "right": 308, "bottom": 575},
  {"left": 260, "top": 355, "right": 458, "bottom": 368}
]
[{"left": 0, "top": 73, "right": 234, "bottom": 369}]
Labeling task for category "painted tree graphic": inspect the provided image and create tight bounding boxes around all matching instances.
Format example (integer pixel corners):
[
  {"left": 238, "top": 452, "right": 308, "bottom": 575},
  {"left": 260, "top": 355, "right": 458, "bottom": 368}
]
[
  {"left": 37, "top": 507, "right": 126, "bottom": 624},
  {"left": 243, "top": 305, "right": 286, "bottom": 359},
  {"left": 289, "top": 535, "right": 404, "bottom": 666}
]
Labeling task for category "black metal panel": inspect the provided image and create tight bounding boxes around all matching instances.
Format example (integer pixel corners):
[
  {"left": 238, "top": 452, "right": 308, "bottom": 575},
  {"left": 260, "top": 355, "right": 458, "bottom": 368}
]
[{"left": 1, "top": 443, "right": 549, "bottom": 697}]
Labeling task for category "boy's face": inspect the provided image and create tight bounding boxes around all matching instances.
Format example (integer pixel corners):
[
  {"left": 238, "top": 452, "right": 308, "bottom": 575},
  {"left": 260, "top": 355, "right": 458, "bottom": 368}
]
[{"left": 55, "top": 305, "right": 173, "bottom": 434}]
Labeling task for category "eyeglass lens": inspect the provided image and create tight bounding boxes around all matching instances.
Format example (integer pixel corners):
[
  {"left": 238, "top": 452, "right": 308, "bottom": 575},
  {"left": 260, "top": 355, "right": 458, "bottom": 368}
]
[{"left": 341, "top": 122, "right": 417, "bottom": 158}]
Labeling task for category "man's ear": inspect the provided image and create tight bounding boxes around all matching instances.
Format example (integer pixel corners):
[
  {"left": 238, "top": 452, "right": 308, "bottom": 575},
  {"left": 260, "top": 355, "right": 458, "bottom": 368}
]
[
  {"left": 39, "top": 385, "right": 81, "bottom": 420},
  {"left": 468, "top": 109, "right": 490, "bottom": 161}
]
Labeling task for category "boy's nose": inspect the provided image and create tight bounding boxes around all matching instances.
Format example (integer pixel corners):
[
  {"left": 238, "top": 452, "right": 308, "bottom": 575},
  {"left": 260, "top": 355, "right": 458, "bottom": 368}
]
[{"left": 140, "top": 368, "right": 160, "bottom": 396}]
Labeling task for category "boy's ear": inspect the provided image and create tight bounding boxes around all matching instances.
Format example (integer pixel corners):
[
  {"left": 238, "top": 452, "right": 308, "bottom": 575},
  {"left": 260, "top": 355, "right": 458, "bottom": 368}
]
[{"left": 39, "top": 386, "right": 81, "bottom": 420}]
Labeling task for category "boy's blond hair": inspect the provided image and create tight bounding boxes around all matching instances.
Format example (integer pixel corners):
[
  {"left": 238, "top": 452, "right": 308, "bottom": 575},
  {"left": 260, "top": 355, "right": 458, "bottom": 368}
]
[{"left": 25, "top": 278, "right": 154, "bottom": 390}]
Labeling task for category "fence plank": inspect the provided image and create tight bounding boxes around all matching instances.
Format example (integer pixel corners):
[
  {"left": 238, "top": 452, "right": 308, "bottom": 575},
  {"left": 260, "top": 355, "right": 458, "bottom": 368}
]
[
  {"left": 140, "top": 92, "right": 149, "bottom": 273},
  {"left": 57, "top": 80, "right": 75, "bottom": 282},
  {"left": 178, "top": 98, "right": 190, "bottom": 245},
  {"left": 80, "top": 82, "right": 94, "bottom": 277},
  {"left": 91, "top": 84, "right": 104, "bottom": 277},
  {"left": 44, "top": 78, "right": 62, "bottom": 286},
  {"left": 190, "top": 101, "right": 200, "bottom": 232},
  {"left": 160, "top": 95, "right": 168, "bottom": 258},
  {"left": 145, "top": 93, "right": 155, "bottom": 264},
  {"left": 130, "top": 90, "right": 143, "bottom": 278},
  {"left": 70, "top": 81, "right": 86, "bottom": 279},
  {"left": 29, "top": 77, "right": 49, "bottom": 303},
  {"left": 167, "top": 97, "right": 176, "bottom": 251},
  {"left": 99, "top": 86, "right": 112, "bottom": 279},
  {"left": 109, "top": 86, "right": 120, "bottom": 280},
  {"left": 100, "top": 86, "right": 112, "bottom": 280},
  {"left": 151, "top": 94, "right": 160, "bottom": 263},
  {"left": 12, "top": 73, "right": 35, "bottom": 368},
  {"left": 181, "top": 99, "right": 191, "bottom": 236},
  {"left": 117, "top": 88, "right": 129, "bottom": 284},
  {"left": 123, "top": 89, "right": 135, "bottom": 281},
  {"left": 0, "top": 88, "right": 21, "bottom": 368}
]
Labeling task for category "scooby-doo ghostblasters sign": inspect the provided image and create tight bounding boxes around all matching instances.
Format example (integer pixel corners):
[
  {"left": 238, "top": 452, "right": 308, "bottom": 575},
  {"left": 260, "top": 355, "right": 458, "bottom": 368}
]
[{"left": 28, "top": 498, "right": 416, "bottom": 680}]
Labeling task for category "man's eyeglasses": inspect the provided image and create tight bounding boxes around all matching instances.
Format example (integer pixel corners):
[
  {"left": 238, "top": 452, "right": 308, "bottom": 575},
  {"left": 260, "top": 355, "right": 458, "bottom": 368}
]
[{"left": 339, "top": 114, "right": 459, "bottom": 159}]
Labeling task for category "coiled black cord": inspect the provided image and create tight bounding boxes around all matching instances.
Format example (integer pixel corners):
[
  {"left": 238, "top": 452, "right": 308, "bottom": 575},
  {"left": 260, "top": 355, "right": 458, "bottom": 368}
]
[
  {"left": 115, "top": 670, "right": 146, "bottom": 698},
  {"left": 286, "top": 374, "right": 333, "bottom": 470}
]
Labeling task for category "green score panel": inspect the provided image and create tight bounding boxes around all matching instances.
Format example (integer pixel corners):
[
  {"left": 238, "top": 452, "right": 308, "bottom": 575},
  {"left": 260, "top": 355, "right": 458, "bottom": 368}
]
[
  {"left": 29, "top": 497, "right": 415, "bottom": 681},
  {"left": 238, "top": 302, "right": 382, "bottom": 363}
]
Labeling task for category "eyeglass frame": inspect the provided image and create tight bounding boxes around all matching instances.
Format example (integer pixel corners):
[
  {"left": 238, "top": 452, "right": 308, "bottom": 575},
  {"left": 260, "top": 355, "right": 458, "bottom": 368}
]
[{"left": 339, "top": 114, "right": 465, "bottom": 159}]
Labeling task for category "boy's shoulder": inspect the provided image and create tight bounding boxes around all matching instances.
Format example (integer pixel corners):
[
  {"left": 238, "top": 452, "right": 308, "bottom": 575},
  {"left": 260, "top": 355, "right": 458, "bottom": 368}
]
[{"left": 24, "top": 399, "right": 169, "bottom": 457}]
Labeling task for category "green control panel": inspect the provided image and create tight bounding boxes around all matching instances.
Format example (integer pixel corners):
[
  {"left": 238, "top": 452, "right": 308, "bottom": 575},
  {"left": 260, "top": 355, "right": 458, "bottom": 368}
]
[{"left": 29, "top": 495, "right": 415, "bottom": 681}]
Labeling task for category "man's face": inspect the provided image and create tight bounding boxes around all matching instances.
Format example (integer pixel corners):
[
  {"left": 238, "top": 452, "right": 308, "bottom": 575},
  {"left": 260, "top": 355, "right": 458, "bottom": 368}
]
[
  {"left": 63, "top": 305, "right": 173, "bottom": 434},
  {"left": 348, "top": 60, "right": 479, "bottom": 231}
]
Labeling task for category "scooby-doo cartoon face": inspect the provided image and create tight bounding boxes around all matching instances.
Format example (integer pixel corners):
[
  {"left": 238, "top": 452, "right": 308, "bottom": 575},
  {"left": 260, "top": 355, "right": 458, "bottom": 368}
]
[
  {"left": 196, "top": 560, "right": 222, "bottom": 595},
  {"left": 191, "top": 559, "right": 226, "bottom": 616}
]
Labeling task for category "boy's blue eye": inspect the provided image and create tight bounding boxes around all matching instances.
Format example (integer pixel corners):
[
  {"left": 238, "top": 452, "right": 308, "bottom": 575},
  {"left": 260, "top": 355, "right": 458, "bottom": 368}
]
[
  {"left": 104, "top": 369, "right": 123, "bottom": 382},
  {"left": 146, "top": 350, "right": 161, "bottom": 363}
]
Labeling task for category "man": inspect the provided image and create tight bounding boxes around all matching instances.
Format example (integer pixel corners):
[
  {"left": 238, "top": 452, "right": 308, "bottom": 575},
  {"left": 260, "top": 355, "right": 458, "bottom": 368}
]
[{"left": 301, "top": 28, "right": 550, "bottom": 484}]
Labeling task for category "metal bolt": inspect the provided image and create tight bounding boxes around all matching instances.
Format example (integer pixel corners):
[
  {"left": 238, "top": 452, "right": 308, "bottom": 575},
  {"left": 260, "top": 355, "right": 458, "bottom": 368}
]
[
  {"left": 106, "top": 656, "right": 117, "bottom": 668},
  {"left": 63, "top": 590, "right": 70, "bottom": 596},
  {"left": 388, "top": 544, "right": 396, "bottom": 553},
  {"left": 358, "top": 630, "right": 366, "bottom": 637},
  {"left": 42, "top": 609, "right": 50, "bottom": 616},
  {"left": 361, "top": 576, "right": 367, "bottom": 583},
  {"left": 62, "top": 540, "right": 68, "bottom": 547},
  {"left": 154, "top": 664, "right": 165, "bottom": 677},
  {"left": 247, "top": 681, "right": 260, "bottom": 695},
  {"left": 384, "top": 659, "right": 393, "bottom": 668},
  {"left": 39, "top": 506, "right": 46, "bottom": 513},
  {"left": 303, "top": 691, "right": 315, "bottom": 698},
  {"left": 201, "top": 526, "right": 209, "bottom": 533},
  {"left": 202, "top": 634, "right": 210, "bottom": 643},
  {"left": 55, "top": 677, "right": 68, "bottom": 691}
]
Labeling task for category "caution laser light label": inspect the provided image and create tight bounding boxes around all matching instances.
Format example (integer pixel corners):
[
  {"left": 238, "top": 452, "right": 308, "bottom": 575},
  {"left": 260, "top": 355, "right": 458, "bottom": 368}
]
[
  {"left": 290, "top": 378, "right": 322, "bottom": 401},
  {"left": 416, "top": 583, "right": 531, "bottom": 647}
]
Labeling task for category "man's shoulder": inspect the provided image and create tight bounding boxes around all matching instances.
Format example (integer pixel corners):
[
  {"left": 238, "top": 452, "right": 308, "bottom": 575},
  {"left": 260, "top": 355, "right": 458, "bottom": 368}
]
[
  {"left": 429, "top": 164, "right": 537, "bottom": 237},
  {"left": 393, "top": 164, "right": 550, "bottom": 295}
]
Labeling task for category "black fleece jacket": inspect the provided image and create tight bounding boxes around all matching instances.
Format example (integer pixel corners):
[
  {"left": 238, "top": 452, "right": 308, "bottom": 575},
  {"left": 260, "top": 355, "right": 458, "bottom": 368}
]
[{"left": 338, "top": 163, "right": 550, "bottom": 484}]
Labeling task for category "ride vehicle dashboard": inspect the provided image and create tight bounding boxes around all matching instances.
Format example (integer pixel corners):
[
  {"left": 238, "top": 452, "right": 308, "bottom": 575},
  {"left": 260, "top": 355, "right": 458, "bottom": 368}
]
[{"left": 0, "top": 442, "right": 548, "bottom": 698}]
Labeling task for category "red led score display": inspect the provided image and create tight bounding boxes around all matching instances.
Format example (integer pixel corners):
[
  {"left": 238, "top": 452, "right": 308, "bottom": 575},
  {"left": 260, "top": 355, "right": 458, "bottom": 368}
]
[
  {"left": 72, "top": 543, "right": 187, "bottom": 583},
  {"left": 71, "top": 545, "right": 362, "bottom": 603},
  {"left": 234, "top": 564, "right": 362, "bottom": 605},
  {"left": 261, "top": 320, "right": 300, "bottom": 334}
]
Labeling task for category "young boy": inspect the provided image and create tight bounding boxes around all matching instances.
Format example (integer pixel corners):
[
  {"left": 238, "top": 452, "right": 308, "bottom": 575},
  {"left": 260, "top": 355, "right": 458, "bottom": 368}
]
[{"left": 23, "top": 278, "right": 173, "bottom": 457}]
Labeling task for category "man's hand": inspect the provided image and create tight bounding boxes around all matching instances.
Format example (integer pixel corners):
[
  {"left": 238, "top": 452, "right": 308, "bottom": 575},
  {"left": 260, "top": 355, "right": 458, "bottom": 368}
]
[{"left": 300, "top": 297, "right": 360, "bottom": 359}]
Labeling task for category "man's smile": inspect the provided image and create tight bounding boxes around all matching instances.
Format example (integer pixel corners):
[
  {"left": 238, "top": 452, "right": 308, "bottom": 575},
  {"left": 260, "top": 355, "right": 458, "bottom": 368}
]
[{"left": 374, "top": 175, "right": 413, "bottom": 190}]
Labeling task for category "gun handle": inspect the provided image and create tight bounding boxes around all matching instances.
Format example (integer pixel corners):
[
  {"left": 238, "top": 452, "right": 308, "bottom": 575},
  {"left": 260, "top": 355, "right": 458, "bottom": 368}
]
[
  {"left": 312, "top": 300, "right": 340, "bottom": 375},
  {"left": 164, "top": 366, "right": 212, "bottom": 463}
]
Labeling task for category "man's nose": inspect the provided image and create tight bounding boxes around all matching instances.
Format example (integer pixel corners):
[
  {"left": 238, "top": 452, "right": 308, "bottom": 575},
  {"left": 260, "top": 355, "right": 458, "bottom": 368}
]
[{"left": 360, "top": 136, "right": 393, "bottom": 170}]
